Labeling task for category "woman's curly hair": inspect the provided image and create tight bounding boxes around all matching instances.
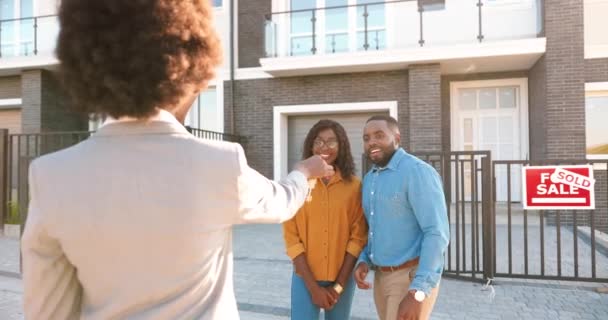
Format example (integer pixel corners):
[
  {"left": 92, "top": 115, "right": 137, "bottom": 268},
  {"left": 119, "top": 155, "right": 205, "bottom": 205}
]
[
  {"left": 56, "top": 0, "right": 222, "bottom": 118},
  {"left": 302, "top": 120, "right": 356, "bottom": 181}
]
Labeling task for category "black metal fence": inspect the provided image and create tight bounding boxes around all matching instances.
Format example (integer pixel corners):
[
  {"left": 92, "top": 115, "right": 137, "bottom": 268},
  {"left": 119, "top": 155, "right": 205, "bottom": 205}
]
[
  {"left": 493, "top": 160, "right": 608, "bottom": 282},
  {"left": 0, "top": 127, "right": 245, "bottom": 250},
  {"left": 186, "top": 126, "right": 246, "bottom": 144},
  {"left": 365, "top": 151, "right": 608, "bottom": 284},
  {"left": 414, "top": 151, "right": 494, "bottom": 282}
]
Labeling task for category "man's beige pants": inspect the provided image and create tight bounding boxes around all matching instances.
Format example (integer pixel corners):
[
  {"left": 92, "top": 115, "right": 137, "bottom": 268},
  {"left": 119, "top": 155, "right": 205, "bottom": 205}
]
[{"left": 373, "top": 266, "right": 439, "bottom": 320}]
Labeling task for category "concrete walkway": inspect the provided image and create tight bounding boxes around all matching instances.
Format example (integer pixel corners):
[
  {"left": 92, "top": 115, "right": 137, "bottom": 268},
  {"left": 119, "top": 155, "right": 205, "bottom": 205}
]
[{"left": 1, "top": 224, "right": 607, "bottom": 319}]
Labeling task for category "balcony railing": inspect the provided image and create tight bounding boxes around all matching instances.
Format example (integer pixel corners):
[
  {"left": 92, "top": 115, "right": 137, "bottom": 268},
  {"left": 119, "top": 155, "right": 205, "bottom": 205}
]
[
  {"left": 264, "top": 0, "right": 543, "bottom": 58},
  {"left": 0, "top": 15, "right": 59, "bottom": 58}
]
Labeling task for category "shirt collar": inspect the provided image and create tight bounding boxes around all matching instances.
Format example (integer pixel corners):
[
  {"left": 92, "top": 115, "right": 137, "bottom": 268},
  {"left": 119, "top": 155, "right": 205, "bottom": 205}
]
[
  {"left": 372, "top": 148, "right": 406, "bottom": 172},
  {"left": 101, "top": 108, "right": 181, "bottom": 128}
]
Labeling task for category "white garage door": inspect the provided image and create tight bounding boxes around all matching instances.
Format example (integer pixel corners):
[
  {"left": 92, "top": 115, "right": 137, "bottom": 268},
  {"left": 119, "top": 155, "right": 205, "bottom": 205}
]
[
  {"left": 0, "top": 109, "right": 21, "bottom": 134},
  {"left": 288, "top": 111, "right": 388, "bottom": 178}
]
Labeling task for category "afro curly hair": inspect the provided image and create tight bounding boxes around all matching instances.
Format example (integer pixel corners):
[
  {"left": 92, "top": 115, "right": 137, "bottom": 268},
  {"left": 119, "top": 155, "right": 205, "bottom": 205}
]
[{"left": 56, "top": 0, "right": 222, "bottom": 119}]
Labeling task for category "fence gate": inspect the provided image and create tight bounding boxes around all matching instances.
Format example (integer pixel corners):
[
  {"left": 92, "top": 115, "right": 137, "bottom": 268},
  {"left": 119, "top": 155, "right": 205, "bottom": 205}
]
[{"left": 414, "top": 151, "right": 494, "bottom": 282}]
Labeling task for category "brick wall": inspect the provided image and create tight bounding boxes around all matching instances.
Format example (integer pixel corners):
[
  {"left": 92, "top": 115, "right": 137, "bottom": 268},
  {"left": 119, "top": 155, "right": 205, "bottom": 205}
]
[
  {"left": 409, "top": 64, "right": 441, "bottom": 152},
  {"left": 226, "top": 71, "right": 408, "bottom": 177},
  {"left": 21, "top": 70, "right": 87, "bottom": 133},
  {"left": 238, "top": 0, "right": 271, "bottom": 67},
  {"left": 544, "top": 0, "right": 586, "bottom": 159},
  {"left": 585, "top": 58, "right": 608, "bottom": 83},
  {"left": 529, "top": 56, "right": 547, "bottom": 160},
  {"left": 0, "top": 76, "right": 21, "bottom": 99}
]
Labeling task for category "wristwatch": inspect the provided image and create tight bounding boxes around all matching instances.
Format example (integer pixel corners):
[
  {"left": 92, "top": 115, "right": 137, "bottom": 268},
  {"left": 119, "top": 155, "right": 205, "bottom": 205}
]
[
  {"left": 333, "top": 283, "right": 344, "bottom": 295},
  {"left": 413, "top": 290, "right": 426, "bottom": 302}
]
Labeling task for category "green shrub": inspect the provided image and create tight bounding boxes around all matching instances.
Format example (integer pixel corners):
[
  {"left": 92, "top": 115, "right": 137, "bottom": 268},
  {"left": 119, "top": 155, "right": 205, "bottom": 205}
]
[{"left": 5, "top": 201, "right": 20, "bottom": 225}]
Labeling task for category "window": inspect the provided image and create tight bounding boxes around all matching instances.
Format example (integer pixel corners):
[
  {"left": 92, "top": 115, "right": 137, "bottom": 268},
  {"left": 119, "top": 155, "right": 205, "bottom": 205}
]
[
  {"left": 0, "top": 0, "right": 34, "bottom": 56},
  {"left": 586, "top": 94, "right": 608, "bottom": 159},
  {"left": 289, "top": 0, "right": 316, "bottom": 56},
  {"left": 356, "top": 0, "right": 386, "bottom": 51},
  {"left": 325, "top": 0, "right": 348, "bottom": 53},
  {"left": 186, "top": 87, "right": 222, "bottom": 132}
]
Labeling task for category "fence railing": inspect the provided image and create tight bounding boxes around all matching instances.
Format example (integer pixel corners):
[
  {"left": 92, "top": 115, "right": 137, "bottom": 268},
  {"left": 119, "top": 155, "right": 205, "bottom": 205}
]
[
  {"left": 264, "top": 0, "right": 543, "bottom": 58},
  {"left": 0, "top": 15, "right": 59, "bottom": 58},
  {"left": 493, "top": 159, "right": 608, "bottom": 282},
  {"left": 0, "top": 127, "right": 245, "bottom": 233},
  {"left": 186, "top": 127, "right": 246, "bottom": 144}
]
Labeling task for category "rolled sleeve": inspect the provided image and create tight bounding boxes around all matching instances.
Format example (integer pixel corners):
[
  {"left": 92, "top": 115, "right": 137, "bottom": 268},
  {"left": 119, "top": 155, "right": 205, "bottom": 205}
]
[
  {"left": 282, "top": 211, "right": 306, "bottom": 260},
  {"left": 286, "top": 243, "right": 306, "bottom": 260},
  {"left": 346, "top": 241, "right": 364, "bottom": 258}
]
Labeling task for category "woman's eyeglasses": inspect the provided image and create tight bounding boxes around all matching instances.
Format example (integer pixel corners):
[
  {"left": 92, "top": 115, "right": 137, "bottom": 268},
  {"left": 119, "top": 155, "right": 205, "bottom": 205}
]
[{"left": 313, "top": 139, "right": 338, "bottom": 149}]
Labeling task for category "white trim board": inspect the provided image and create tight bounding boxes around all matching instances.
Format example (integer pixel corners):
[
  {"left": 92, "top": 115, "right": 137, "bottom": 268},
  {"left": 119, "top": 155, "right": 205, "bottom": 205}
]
[
  {"left": 273, "top": 101, "right": 398, "bottom": 179},
  {"left": 586, "top": 82, "right": 608, "bottom": 92},
  {"left": 0, "top": 99, "right": 22, "bottom": 107}
]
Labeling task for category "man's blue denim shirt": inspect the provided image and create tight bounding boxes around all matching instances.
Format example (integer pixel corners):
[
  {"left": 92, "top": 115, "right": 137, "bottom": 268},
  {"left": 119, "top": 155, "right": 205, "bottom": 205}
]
[{"left": 357, "top": 148, "right": 450, "bottom": 295}]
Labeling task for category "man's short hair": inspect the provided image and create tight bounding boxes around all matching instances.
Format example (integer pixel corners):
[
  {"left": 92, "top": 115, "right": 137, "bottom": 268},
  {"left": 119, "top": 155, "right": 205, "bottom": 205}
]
[{"left": 366, "top": 115, "right": 399, "bottom": 133}]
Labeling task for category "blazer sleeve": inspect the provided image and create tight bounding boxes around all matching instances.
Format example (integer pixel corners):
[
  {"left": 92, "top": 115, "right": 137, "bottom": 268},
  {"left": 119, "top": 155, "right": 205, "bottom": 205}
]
[
  {"left": 234, "top": 143, "right": 310, "bottom": 224},
  {"left": 21, "top": 161, "right": 83, "bottom": 319}
]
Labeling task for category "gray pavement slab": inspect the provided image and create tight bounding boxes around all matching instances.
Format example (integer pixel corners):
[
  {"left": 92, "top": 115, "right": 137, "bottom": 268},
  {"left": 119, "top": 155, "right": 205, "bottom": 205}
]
[{"left": 0, "top": 224, "right": 607, "bottom": 319}]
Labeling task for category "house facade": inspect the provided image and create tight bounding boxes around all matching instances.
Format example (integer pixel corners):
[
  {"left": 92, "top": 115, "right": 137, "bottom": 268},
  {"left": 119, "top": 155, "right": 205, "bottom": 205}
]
[{"left": 0, "top": 0, "right": 607, "bottom": 226}]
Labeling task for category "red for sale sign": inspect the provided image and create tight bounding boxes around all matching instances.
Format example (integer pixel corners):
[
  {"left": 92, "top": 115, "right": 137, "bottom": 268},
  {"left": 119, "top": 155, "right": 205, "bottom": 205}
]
[{"left": 522, "top": 165, "right": 595, "bottom": 210}]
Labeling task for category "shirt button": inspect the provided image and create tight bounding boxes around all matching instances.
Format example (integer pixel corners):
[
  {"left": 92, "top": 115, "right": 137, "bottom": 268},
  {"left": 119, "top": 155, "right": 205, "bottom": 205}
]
[
  {"left": 370, "top": 254, "right": 374, "bottom": 258},
  {"left": 371, "top": 191, "right": 374, "bottom": 195},
  {"left": 370, "top": 232, "right": 373, "bottom": 236},
  {"left": 371, "top": 211, "right": 374, "bottom": 216}
]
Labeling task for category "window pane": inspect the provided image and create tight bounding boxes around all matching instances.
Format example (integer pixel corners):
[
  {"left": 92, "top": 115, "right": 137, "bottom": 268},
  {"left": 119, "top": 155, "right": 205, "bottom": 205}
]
[
  {"left": 357, "top": 29, "right": 385, "bottom": 51},
  {"left": 188, "top": 88, "right": 220, "bottom": 132},
  {"left": 0, "top": 0, "right": 15, "bottom": 55},
  {"left": 499, "top": 87, "right": 517, "bottom": 109},
  {"left": 463, "top": 118, "right": 473, "bottom": 144},
  {"left": 459, "top": 89, "right": 477, "bottom": 110},
  {"left": 291, "top": 36, "right": 313, "bottom": 56},
  {"left": 325, "top": 3, "right": 348, "bottom": 33},
  {"left": 200, "top": 89, "right": 220, "bottom": 132},
  {"left": 326, "top": 32, "right": 348, "bottom": 53},
  {"left": 291, "top": 0, "right": 315, "bottom": 11},
  {"left": 357, "top": 1, "right": 385, "bottom": 29},
  {"left": 0, "top": 0, "right": 14, "bottom": 19},
  {"left": 479, "top": 88, "right": 497, "bottom": 109},
  {"left": 20, "top": 1, "right": 34, "bottom": 56},
  {"left": 20, "top": 0, "right": 32, "bottom": 16},
  {"left": 586, "top": 96, "right": 608, "bottom": 155},
  {"left": 291, "top": 11, "right": 314, "bottom": 34}
]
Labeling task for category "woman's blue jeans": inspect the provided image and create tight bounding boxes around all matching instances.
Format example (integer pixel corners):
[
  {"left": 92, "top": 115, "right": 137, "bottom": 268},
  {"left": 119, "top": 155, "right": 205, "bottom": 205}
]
[{"left": 290, "top": 272, "right": 356, "bottom": 320}]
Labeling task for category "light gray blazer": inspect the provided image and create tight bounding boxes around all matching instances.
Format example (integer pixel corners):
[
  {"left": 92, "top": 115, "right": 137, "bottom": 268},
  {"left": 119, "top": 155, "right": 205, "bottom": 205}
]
[{"left": 21, "top": 119, "right": 309, "bottom": 320}]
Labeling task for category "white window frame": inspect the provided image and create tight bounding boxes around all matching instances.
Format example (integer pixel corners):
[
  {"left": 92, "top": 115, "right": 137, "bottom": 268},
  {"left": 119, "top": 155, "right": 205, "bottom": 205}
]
[
  {"left": 273, "top": 100, "right": 398, "bottom": 179},
  {"left": 450, "top": 78, "right": 530, "bottom": 160},
  {"left": 585, "top": 82, "right": 608, "bottom": 161}
]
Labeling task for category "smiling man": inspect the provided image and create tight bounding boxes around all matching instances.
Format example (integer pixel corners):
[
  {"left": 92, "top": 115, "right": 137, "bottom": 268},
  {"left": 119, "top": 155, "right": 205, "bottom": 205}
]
[{"left": 354, "top": 115, "right": 449, "bottom": 320}]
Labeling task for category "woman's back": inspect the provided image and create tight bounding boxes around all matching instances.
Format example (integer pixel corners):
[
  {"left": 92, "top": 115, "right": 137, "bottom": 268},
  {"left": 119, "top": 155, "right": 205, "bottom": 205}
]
[{"left": 24, "top": 121, "right": 243, "bottom": 319}]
